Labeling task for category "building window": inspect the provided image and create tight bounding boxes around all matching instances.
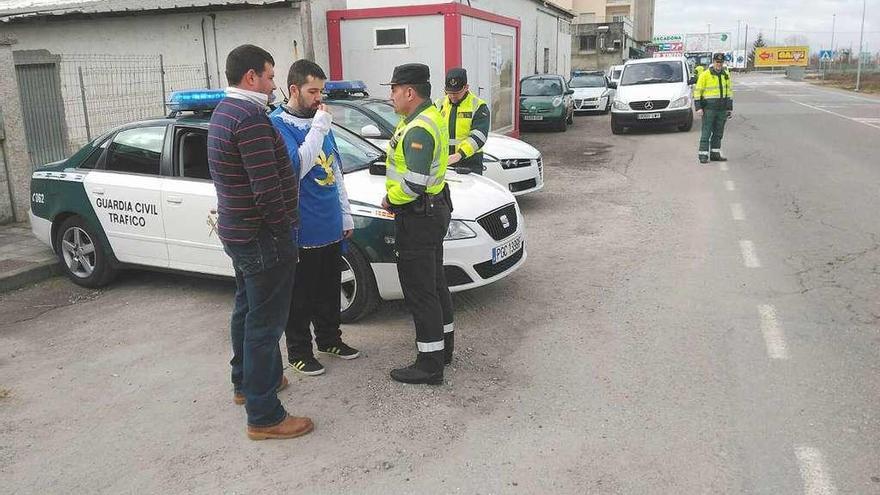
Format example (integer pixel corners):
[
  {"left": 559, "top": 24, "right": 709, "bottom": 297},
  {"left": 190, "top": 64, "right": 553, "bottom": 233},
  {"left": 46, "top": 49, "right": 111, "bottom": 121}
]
[
  {"left": 580, "top": 35, "right": 597, "bottom": 52},
  {"left": 543, "top": 48, "right": 550, "bottom": 73},
  {"left": 374, "top": 27, "right": 408, "bottom": 48}
]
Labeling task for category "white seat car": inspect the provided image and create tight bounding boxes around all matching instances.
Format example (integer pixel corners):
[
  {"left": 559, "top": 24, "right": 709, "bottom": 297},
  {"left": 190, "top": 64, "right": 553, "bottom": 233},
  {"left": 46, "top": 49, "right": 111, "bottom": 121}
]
[{"left": 29, "top": 90, "right": 528, "bottom": 322}]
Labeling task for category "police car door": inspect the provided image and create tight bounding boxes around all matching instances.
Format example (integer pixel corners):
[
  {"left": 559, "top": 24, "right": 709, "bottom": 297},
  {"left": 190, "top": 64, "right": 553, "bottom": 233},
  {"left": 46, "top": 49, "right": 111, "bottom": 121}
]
[
  {"left": 83, "top": 124, "right": 169, "bottom": 267},
  {"left": 160, "top": 126, "right": 232, "bottom": 276}
]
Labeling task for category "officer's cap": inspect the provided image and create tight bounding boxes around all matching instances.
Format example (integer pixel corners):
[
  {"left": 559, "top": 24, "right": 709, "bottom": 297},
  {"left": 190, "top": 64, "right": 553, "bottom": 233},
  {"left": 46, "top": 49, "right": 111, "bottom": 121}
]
[
  {"left": 713, "top": 53, "right": 725, "bottom": 62},
  {"left": 381, "top": 63, "right": 430, "bottom": 86},
  {"left": 445, "top": 68, "right": 468, "bottom": 92}
]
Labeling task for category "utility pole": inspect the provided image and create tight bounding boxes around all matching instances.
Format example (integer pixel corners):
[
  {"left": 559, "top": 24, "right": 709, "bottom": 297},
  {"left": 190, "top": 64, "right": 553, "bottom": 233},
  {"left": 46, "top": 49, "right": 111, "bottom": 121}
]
[
  {"left": 855, "top": 0, "right": 866, "bottom": 91},
  {"left": 736, "top": 20, "right": 741, "bottom": 58},
  {"left": 773, "top": 16, "right": 778, "bottom": 46},
  {"left": 828, "top": 13, "right": 836, "bottom": 79},
  {"left": 744, "top": 24, "right": 749, "bottom": 70}
]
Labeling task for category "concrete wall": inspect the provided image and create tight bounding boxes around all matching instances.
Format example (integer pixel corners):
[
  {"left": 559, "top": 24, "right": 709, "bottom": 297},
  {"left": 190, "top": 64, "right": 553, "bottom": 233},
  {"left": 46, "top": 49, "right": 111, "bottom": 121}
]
[
  {"left": 632, "top": 0, "right": 654, "bottom": 42},
  {"left": 0, "top": 38, "right": 34, "bottom": 223},
  {"left": 339, "top": 15, "right": 445, "bottom": 101},
  {"left": 571, "top": 22, "right": 630, "bottom": 70}
]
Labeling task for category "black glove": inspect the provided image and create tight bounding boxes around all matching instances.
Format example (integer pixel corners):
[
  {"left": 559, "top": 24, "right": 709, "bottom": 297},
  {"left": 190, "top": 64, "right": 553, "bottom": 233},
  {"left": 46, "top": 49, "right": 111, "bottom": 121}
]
[{"left": 726, "top": 110, "right": 732, "bottom": 120}]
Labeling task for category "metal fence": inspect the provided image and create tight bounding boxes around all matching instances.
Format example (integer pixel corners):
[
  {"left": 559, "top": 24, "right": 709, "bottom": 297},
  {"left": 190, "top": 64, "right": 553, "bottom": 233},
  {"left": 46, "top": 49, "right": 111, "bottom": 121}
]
[{"left": 16, "top": 52, "right": 207, "bottom": 168}]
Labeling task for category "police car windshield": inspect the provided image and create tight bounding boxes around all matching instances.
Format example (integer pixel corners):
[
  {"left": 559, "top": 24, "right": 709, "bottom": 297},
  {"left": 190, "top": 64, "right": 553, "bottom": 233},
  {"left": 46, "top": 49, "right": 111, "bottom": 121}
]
[
  {"left": 332, "top": 124, "right": 383, "bottom": 173},
  {"left": 569, "top": 75, "right": 606, "bottom": 88},
  {"left": 620, "top": 61, "right": 684, "bottom": 86},
  {"left": 521, "top": 78, "right": 564, "bottom": 96},
  {"left": 364, "top": 101, "right": 401, "bottom": 129}
]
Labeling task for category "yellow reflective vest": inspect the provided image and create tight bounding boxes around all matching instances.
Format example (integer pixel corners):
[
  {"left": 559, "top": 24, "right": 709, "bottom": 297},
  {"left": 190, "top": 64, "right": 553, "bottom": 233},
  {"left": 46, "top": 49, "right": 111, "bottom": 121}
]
[
  {"left": 385, "top": 105, "right": 449, "bottom": 206},
  {"left": 693, "top": 67, "right": 733, "bottom": 110},
  {"left": 435, "top": 92, "right": 489, "bottom": 159}
]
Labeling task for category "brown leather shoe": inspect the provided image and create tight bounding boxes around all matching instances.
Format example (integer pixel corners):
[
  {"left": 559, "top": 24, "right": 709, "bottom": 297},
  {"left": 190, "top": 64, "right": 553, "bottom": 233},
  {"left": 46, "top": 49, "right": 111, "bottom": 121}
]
[
  {"left": 247, "top": 414, "right": 314, "bottom": 440},
  {"left": 233, "top": 375, "right": 289, "bottom": 405}
]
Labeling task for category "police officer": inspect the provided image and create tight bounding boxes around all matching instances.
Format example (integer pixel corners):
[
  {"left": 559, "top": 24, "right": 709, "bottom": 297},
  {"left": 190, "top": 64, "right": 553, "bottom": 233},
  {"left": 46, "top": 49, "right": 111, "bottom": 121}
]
[
  {"left": 694, "top": 52, "right": 733, "bottom": 164},
  {"left": 436, "top": 68, "right": 490, "bottom": 175},
  {"left": 380, "top": 63, "right": 454, "bottom": 385}
]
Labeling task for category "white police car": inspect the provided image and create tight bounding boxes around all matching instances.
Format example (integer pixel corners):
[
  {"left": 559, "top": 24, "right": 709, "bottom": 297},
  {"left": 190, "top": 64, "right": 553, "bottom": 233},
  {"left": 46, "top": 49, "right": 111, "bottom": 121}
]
[
  {"left": 323, "top": 81, "right": 544, "bottom": 196},
  {"left": 28, "top": 90, "right": 527, "bottom": 322}
]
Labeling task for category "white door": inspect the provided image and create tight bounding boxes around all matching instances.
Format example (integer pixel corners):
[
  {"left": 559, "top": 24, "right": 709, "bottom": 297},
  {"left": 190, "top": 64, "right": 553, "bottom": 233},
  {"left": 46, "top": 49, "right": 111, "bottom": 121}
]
[
  {"left": 84, "top": 125, "right": 169, "bottom": 267},
  {"left": 161, "top": 128, "right": 232, "bottom": 276}
]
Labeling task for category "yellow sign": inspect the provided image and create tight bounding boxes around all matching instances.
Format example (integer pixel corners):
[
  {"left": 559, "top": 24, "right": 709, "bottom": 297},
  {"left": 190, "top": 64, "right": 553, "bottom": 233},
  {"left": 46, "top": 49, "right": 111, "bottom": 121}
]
[{"left": 754, "top": 46, "right": 810, "bottom": 67}]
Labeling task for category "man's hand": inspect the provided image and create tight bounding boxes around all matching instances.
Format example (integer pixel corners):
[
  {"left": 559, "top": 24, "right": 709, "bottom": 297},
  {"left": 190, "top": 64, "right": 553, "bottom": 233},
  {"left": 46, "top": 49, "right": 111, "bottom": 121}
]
[
  {"left": 448, "top": 153, "right": 462, "bottom": 165},
  {"left": 312, "top": 104, "right": 332, "bottom": 134},
  {"left": 696, "top": 109, "right": 703, "bottom": 117},
  {"left": 381, "top": 196, "right": 390, "bottom": 210},
  {"left": 343, "top": 229, "right": 353, "bottom": 239}
]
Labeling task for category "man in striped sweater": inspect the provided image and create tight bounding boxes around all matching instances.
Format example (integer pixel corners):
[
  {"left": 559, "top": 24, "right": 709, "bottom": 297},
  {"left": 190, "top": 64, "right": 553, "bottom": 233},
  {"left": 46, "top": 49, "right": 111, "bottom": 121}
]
[{"left": 208, "top": 44, "right": 313, "bottom": 441}]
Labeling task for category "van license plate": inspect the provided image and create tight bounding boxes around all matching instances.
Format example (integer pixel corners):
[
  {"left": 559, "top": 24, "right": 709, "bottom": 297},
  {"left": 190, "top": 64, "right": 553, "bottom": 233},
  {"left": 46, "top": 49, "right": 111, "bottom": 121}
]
[
  {"left": 637, "top": 113, "right": 662, "bottom": 120},
  {"left": 492, "top": 235, "right": 522, "bottom": 264},
  {"left": 523, "top": 115, "right": 543, "bottom": 121}
]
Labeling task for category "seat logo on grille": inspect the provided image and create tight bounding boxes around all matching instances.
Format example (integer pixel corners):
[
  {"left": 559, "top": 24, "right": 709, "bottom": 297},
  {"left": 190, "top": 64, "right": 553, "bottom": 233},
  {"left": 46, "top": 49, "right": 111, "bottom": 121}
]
[
  {"left": 500, "top": 214, "right": 510, "bottom": 229},
  {"left": 644, "top": 101, "right": 654, "bottom": 110}
]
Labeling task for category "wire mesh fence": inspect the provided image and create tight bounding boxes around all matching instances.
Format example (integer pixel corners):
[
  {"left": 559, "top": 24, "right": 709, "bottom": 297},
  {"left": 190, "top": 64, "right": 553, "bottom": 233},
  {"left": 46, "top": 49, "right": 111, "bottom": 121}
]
[{"left": 15, "top": 52, "right": 207, "bottom": 167}]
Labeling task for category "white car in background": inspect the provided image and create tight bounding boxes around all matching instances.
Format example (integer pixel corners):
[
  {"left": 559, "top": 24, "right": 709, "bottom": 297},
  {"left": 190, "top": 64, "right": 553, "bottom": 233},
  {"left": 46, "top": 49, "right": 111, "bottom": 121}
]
[
  {"left": 324, "top": 82, "right": 544, "bottom": 196},
  {"left": 569, "top": 70, "right": 612, "bottom": 113}
]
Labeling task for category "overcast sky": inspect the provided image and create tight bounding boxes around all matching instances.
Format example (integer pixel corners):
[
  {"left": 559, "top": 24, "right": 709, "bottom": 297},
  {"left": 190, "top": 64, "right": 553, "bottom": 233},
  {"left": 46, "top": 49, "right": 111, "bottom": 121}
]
[{"left": 655, "top": 0, "right": 878, "bottom": 54}]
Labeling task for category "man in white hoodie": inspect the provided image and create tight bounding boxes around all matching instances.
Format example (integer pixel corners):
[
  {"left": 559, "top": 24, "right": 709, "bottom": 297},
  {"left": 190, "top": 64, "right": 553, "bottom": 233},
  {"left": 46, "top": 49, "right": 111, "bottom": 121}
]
[{"left": 269, "top": 60, "right": 360, "bottom": 376}]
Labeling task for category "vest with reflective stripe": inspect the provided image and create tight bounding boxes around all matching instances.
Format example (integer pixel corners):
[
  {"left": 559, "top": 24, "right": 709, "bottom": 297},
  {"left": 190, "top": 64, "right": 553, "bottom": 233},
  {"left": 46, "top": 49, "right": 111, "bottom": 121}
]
[
  {"left": 693, "top": 67, "right": 733, "bottom": 101},
  {"left": 385, "top": 105, "right": 449, "bottom": 206},
  {"left": 436, "top": 92, "right": 488, "bottom": 158}
]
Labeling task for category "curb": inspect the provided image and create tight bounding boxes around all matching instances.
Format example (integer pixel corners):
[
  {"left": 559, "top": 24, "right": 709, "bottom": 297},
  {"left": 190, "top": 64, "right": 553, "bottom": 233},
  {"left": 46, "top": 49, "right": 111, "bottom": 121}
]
[{"left": 0, "top": 260, "right": 62, "bottom": 293}]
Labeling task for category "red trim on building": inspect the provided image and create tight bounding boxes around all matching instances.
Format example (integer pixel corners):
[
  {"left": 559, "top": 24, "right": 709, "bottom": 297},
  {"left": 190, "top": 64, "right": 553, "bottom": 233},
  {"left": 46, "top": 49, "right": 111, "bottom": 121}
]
[{"left": 325, "top": 2, "right": 522, "bottom": 136}]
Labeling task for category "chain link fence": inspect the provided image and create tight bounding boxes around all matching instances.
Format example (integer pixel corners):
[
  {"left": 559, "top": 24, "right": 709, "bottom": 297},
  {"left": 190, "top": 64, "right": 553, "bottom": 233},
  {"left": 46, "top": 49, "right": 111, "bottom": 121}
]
[{"left": 16, "top": 52, "right": 207, "bottom": 167}]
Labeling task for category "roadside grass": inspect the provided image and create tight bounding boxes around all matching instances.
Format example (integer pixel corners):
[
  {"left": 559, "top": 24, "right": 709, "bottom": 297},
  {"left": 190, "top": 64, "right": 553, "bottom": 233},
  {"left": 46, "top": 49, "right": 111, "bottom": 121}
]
[{"left": 807, "top": 72, "right": 880, "bottom": 94}]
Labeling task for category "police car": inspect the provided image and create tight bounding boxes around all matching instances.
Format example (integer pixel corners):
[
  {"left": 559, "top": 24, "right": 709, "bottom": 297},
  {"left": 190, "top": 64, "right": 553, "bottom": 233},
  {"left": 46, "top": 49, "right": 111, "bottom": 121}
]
[
  {"left": 322, "top": 81, "right": 544, "bottom": 196},
  {"left": 28, "top": 90, "right": 527, "bottom": 322}
]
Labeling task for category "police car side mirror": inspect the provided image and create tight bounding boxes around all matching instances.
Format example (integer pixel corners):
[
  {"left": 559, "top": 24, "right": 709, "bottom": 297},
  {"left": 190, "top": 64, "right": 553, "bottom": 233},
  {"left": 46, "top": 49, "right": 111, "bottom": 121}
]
[
  {"left": 360, "top": 124, "right": 382, "bottom": 138},
  {"left": 607, "top": 81, "right": 617, "bottom": 89},
  {"left": 369, "top": 161, "right": 386, "bottom": 176}
]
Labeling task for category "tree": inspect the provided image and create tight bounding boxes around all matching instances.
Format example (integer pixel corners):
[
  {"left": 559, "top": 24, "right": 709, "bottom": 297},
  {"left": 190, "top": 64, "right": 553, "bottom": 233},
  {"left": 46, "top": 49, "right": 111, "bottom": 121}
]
[{"left": 749, "top": 32, "right": 766, "bottom": 69}]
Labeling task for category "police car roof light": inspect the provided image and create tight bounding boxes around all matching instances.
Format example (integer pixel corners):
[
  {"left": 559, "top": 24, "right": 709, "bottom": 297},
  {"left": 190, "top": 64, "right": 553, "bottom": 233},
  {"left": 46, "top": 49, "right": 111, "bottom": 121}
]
[
  {"left": 168, "top": 89, "right": 226, "bottom": 113},
  {"left": 324, "top": 80, "right": 369, "bottom": 96}
]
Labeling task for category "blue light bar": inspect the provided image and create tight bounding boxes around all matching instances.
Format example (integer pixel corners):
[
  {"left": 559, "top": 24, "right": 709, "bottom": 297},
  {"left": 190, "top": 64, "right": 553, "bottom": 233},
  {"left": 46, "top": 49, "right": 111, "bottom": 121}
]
[
  {"left": 168, "top": 89, "right": 226, "bottom": 112},
  {"left": 324, "top": 80, "right": 368, "bottom": 94}
]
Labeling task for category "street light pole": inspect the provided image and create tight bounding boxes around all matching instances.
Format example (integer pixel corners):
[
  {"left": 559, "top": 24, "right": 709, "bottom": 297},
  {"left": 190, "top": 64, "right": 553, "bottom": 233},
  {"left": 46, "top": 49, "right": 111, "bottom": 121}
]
[
  {"left": 774, "top": 16, "right": 778, "bottom": 46},
  {"left": 855, "top": 0, "right": 866, "bottom": 91}
]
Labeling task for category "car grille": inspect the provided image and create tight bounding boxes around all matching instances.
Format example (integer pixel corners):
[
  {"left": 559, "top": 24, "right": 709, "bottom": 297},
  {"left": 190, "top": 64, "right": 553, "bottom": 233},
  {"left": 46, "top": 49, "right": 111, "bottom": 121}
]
[
  {"left": 476, "top": 203, "right": 518, "bottom": 241},
  {"left": 473, "top": 242, "right": 525, "bottom": 279},
  {"left": 501, "top": 158, "right": 535, "bottom": 170},
  {"left": 444, "top": 265, "right": 473, "bottom": 287},
  {"left": 509, "top": 178, "right": 537, "bottom": 193},
  {"left": 629, "top": 100, "right": 669, "bottom": 111}
]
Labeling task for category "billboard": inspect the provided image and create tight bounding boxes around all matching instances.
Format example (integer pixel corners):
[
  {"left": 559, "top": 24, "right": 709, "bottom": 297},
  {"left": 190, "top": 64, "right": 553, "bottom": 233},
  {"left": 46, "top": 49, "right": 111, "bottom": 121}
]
[
  {"left": 684, "top": 33, "right": 732, "bottom": 52},
  {"left": 754, "top": 46, "right": 809, "bottom": 67},
  {"left": 652, "top": 34, "right": 684, "bottom": 57}
]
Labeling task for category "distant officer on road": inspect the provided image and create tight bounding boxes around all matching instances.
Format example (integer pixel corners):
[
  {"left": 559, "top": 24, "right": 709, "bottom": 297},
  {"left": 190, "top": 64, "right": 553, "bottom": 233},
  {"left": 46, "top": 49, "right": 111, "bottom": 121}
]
[
  {"left": 436, "top": 68, "right": 490, "bottom": 175},
  {"left": 694, "top": 52, "right": 733, "bottom": 164}
]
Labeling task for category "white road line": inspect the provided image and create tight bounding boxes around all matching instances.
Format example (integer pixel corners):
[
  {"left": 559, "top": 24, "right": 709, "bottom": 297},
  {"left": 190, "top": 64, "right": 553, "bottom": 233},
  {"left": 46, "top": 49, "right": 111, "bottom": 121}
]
[
  {"left": 730, "top": 203, "right": 745, "bottom": 221},
  {"left": 790, "top": 99, "right": 880, "bottom": 130},
  {"left": 719, "top": 162, "right": 730, "bottom": 172},
  {"left": 795, "top": 446, "right": 837, "bottom": 495},
  {"left": 758, "top": 304, "right": 789, "bottom": 359},
  {"left": 739, "top": 240, "right": 761, "bottom": 268},
  {"left": 725, "top": 180, "right": 736, "bottom": 191}
]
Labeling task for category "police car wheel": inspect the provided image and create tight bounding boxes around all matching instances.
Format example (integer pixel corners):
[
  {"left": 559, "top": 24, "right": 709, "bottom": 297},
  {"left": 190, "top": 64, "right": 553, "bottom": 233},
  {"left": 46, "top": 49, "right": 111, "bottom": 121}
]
[
  {"left": 55, "top": 216, "right": 116, "bottom": 288},
  {"left": 340, "top": 244, "right": 380, "bottom": 323}
]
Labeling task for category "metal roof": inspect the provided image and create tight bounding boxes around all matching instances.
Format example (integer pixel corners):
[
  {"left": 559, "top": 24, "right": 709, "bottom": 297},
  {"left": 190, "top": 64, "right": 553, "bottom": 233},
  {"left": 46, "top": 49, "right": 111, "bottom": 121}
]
[{"left": 0, "top": 0, "right": 292, "bottom": 22}]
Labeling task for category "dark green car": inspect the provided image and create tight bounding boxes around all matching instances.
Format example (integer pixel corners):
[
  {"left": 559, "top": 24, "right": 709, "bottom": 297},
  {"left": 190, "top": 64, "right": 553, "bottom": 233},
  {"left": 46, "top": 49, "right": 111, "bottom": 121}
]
[{"left": 519, "top": 75, "right": 575, "bottom": 132}]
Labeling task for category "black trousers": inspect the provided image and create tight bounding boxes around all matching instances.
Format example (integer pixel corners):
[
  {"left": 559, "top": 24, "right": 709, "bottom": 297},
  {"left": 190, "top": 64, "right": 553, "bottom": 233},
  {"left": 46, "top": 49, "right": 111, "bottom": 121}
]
[
  {"left": 394, "top": 201, "right": 454, "bottom": 369},
  {"left": 284, "top": 241, "right": 343, "bottom": 360}
]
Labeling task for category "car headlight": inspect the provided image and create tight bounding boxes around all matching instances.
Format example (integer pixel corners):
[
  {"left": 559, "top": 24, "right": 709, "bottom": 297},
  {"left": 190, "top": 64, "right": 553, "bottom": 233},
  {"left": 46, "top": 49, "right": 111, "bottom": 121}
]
[
  {"left": 483, "top": 153, "right": 499, "bottom": 163},
  {"left": 612, "top": 100, "right": 628, "bottom": 110},
  {"left": 445, "top": 220, "right": 477, "bottom": 241},
  {"left": 670, "top": 96, "right": 690, "bottom": 109},
  {"left": 552, "top": 96, "right": 563, "bottom": 107}
]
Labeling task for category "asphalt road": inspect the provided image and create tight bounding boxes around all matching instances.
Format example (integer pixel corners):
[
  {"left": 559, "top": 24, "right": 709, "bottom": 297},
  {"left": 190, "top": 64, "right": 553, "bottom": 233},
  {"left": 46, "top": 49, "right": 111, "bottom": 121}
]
[{"left": 1, "top": 72, "right": 878, "bottom": 493}]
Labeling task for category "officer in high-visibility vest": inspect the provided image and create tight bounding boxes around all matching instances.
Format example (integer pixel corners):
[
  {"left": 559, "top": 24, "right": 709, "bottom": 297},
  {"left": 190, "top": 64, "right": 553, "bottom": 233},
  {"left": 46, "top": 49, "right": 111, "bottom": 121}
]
[
  {"left": 694, "top": 52, "right": 733, "bottom": 164},
  {"left": 435, "top": 68, "right": 491, "bottom": 175},
  {"left": 380, "top": 63, "right": 454, "bottom": 385}
]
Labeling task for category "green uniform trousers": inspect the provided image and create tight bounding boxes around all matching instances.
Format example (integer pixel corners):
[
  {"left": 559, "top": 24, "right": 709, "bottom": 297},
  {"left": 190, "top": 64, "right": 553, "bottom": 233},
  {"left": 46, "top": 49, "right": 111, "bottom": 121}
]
[{"left": 698, "top": 106, "right": 728, "bottom": 157}]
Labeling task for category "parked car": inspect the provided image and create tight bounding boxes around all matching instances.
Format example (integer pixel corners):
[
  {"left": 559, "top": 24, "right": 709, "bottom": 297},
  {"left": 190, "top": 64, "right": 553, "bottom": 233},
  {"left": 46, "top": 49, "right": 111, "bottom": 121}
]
[
  {"left": 323, "top": 81, "right": 544, "bottom": 196},
  {"left": 519, "top": 74, "right": 574, "bottom": 132},
  {"left": 608, "top": 57, "right": 695, "bottom": 135},
  {"left": 29, "top": 90, "right": 528, "bottom": 322},
  {"left": 568, "top": 70, "right": 612, "bottom": 114}
]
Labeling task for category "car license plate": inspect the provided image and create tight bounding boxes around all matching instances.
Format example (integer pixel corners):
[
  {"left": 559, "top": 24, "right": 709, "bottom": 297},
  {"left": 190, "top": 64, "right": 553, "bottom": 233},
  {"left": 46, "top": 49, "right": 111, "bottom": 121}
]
[
  {"left": 492, "top": 235, "right": 522, "bottom": 264},
  {"left": 523, "top": 115, "right": 543, "bottom": 121},
  {"left": 637, "top": 113, "right": 662, "bottom": 120}
]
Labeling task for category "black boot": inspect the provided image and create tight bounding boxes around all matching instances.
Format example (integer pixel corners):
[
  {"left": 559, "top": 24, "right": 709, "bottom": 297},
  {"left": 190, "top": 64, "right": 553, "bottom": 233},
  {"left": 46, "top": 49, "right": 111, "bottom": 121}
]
[
  {"left": 391, "top": 352, "right": 444, "bottom": 385},
  {"left": 444, "top": 332, "right": 454, "bottom": 365},
  {"left": 710, "top": 152, "right": 727, "bottom": 162},
  {"left": 699, "top": 154, "right": 709, "bottom": 164}
]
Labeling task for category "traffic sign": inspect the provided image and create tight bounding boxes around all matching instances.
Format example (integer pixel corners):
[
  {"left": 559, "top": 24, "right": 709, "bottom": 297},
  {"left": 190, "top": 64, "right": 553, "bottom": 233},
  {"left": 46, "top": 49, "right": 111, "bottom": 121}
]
[{"left": 819, "top": 50, "right": 834, "bottom": 61}]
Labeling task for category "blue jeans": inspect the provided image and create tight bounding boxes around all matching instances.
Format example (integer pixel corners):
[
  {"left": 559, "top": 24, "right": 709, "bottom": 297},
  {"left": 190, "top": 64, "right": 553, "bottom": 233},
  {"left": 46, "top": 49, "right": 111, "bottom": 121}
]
[{"left": 224, "top": 226, "right": 297, "bottom": 427}]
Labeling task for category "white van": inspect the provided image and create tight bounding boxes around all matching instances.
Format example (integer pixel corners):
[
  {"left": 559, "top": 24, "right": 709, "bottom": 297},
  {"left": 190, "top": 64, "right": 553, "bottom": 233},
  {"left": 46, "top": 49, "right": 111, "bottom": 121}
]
[{"left": 608, "top": 57, "right": 695, "bottom": 135}]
